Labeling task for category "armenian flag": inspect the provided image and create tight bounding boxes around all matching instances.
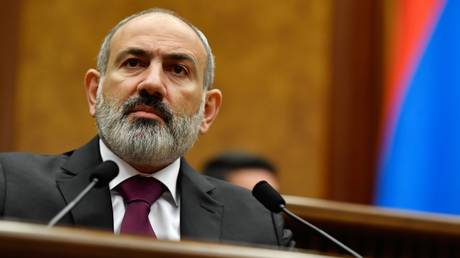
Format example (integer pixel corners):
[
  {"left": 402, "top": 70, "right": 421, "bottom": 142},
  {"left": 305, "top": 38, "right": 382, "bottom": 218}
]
[{"left": 376, "top": 0, "right": 460, "bottom": 215}]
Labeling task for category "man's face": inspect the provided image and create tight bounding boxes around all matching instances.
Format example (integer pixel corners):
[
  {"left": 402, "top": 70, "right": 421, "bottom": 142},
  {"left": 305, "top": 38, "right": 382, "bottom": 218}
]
[
  {"left": 103, "top": 13, "right": 207, "bottom": 119},
  {"left": 91, "top": 13, "right": 210, "bottom": 172}
]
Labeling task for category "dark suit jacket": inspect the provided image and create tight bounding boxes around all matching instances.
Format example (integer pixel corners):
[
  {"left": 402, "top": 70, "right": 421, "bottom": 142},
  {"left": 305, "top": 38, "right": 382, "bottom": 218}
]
[{"left": 0, "top": 137, "right": 293, "bottom": 247}]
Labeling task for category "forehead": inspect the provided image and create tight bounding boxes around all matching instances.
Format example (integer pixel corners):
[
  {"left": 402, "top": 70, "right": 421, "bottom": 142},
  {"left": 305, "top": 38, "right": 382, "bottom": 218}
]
[{"left": 109, "top": 13, "right": 206, "bottom": 65}]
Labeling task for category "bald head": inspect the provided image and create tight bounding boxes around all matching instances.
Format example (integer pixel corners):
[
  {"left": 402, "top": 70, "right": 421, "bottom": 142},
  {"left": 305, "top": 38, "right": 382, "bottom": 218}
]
[{"left": 97, "top": 8, "right": 215, "bottom": 89}]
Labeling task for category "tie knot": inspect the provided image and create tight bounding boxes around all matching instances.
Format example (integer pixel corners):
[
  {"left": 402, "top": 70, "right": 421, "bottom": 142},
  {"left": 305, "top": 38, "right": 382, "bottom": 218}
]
[{"left": 117, "top": 176, "right": 164, "bottom": 205}]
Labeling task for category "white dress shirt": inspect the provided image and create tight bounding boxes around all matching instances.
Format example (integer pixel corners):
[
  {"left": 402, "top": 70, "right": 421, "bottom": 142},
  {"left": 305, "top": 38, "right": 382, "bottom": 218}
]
[{"left": 99, "top": 140, "right": 181, "bottom": 240}]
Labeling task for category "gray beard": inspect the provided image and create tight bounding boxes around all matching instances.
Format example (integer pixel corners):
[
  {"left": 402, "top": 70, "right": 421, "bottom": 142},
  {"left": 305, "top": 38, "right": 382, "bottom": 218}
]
[{"left": 95, "top": 89, "right": 204, "bottom": 169}]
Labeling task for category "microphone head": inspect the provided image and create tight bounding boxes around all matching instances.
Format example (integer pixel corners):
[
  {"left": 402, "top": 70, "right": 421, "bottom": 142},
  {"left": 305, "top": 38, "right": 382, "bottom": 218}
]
[
  {"left": 89, "top": 161, "right": 119, "bottom": 188},
  {"left": 252, "top": 180, "right": 286, "bottom": 213}
]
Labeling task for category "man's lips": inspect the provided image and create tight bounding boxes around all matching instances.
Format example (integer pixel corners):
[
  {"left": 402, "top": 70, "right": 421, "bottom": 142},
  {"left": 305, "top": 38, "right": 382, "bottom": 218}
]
[{"left": 128, "top": 105, "right": 165, "bottom": 121}]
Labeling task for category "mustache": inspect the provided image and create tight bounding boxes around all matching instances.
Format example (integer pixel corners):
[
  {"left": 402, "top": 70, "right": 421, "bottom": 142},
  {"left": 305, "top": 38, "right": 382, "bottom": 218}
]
[{"left": 122, "top": 94, "right": 173, "bottom": 124}]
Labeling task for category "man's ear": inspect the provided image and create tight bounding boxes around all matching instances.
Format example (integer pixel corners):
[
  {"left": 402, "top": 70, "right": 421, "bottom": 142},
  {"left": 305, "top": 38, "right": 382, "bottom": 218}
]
[
  {"left": 200, "top": 88, "right": 222, "bottom": 133},
  {"left": 84, "top": 69, "right": 101, "bottom": 117}
]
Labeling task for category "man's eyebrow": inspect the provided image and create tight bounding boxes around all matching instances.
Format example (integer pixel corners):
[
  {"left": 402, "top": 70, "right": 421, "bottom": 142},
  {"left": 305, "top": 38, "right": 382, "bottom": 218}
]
[
  {"left": 113, "top": 48, "right": 150, "bottom": 65},
  {"left": 113, "top": 49, "right": 200, "bottom": 77},
  {"left": 165, "top": 53, "right": 197, "bottom": 65}
]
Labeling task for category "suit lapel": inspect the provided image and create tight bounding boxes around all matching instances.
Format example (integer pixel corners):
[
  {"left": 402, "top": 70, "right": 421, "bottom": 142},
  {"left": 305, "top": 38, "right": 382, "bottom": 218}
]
[
  {"left": 55, "top": 141, "right": 222, "bottom": 236},
  {"left": 56, "top": 137, "right": 114, "bottom": 230},
  {"left": 179, "top": 160, "right": 224, "bottom": 241}
]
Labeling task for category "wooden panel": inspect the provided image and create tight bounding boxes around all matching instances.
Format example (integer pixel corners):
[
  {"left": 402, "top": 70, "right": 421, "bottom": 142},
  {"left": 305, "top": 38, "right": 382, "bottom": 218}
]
[
  {"left": 326, "top": 0, "right": 384, "bottom": 203},
  {"left": 0, "top": 0, "right": 21, "bottom": 151},
  {"left": 14, "top": 0, "right": 332, "bottom": 198},
  {"left": 285, "top": 195, "right": 460, "bottom": 258}
]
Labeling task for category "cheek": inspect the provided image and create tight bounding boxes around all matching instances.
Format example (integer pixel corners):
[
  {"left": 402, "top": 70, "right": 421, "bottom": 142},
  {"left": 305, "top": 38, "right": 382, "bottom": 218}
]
[
  {"left": 101, "top": 76, "right": 138, "bottom": 101},
  {"left": 168, "top": 86, "right": 204, "bottom": 114}
]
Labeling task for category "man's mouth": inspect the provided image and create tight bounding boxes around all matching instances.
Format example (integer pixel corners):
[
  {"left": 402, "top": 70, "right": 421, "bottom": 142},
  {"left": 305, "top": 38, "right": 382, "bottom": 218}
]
[
  {"left": 122, "top": 94, "right": 174, "bottom": 124},
  {"left": 128, "top": 104, "right": 166, "bottom": 122}
]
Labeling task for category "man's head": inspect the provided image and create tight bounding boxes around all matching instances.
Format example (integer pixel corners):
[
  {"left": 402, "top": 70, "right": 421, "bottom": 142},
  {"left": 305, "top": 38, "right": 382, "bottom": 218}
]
[
  {"left": 84, "top": 9, "right": 222, "bottom": 173},
  {"left": 97, "top": 8, "right": 215, "bottom": 90},
  {"left": 203, "top": 152, "right": 280, "bottom": 190}
]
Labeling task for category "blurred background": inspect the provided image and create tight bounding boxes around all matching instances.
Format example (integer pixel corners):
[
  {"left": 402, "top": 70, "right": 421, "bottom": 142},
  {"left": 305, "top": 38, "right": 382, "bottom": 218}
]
[{"left": 2, "top": 0, "right": 457, "bottom": 215}]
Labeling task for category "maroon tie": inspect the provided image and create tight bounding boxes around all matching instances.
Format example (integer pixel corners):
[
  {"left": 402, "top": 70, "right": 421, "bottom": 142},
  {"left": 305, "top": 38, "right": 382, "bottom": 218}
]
[{"left": 117, "top": 175, "right": 164, "bottom": 237}]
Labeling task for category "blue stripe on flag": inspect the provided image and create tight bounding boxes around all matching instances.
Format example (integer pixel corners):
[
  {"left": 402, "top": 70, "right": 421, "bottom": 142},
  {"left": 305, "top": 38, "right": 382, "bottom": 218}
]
[{"left": 376, "top": 0, "right": 460, "bottom": 214}]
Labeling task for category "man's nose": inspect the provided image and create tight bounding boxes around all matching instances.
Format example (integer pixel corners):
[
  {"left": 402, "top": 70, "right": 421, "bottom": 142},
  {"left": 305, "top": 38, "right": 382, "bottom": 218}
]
[{"left": 137, "top": 63, "right": 166, "bottom": 99}]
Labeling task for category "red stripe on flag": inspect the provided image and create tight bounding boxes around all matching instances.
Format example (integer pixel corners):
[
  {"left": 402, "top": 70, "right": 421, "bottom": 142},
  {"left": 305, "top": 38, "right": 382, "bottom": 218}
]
[{"left": 381, "top": 0, "right": 445, "bottom": 150}]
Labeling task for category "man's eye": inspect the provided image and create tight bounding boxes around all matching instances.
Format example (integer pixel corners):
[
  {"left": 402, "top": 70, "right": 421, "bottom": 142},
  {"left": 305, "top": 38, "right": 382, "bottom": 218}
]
[
  {"left": 124, "top": 58, "right": 142, "bottom": 68},
  {"left": 171, "top": 64, "right": 188, "bottom": 76}
]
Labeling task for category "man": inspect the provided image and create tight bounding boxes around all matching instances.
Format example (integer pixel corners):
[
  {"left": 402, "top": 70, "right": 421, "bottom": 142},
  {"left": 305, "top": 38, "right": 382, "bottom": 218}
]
[
  {"left": 0, "top": 8, "right": 293, "bottom": 247},
  {"left": 203, "top": 152, "right": 280, "bottom": 190}
]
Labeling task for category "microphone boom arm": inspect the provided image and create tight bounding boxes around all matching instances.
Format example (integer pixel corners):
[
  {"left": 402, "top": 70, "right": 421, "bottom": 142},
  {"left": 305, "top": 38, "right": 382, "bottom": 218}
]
[
  {"left": 281, "top": 205, "right": 362, "bottom": 258},
  {"left": 47, "top": 178, "right": 99, "bottom": 227}
]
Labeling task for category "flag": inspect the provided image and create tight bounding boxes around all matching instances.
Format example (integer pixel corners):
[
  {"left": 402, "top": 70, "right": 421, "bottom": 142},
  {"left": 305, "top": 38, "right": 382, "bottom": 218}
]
[{"left": 376, "top": 0, "right": 460, "bottom": 215}]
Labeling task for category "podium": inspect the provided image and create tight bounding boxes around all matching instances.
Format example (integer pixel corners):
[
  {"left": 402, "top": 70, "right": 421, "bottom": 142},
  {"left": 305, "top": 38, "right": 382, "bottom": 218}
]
[
  {"left": 4, "top": 197, "right": 460, "bottom": 257},
  {"left": 285, "top": 195, "right": 460, "bottom": 258},
  {"left": 0, "top": 220, "right": 340, "bottom": 258}
]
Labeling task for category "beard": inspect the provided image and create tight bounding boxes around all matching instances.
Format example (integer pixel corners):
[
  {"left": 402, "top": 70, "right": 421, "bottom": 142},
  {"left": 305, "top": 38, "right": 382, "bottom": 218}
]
[{"left": 95, "top": 87, "right": 204, "bottom": 169}]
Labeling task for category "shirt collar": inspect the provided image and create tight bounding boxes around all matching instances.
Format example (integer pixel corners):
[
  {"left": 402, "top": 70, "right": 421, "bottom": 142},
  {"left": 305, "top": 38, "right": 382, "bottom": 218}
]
[{"left": 99, "top": 139, "right": 180, "bottom": 205}]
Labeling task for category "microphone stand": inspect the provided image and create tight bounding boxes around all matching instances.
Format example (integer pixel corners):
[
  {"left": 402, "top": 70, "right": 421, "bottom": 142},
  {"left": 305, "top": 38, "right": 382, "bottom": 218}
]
[
  {"left": 47, "top": 178, "right": 99, "bottom": 227},
  {"left": 281, "top": 205, "right": 362, "bottom": 258}
]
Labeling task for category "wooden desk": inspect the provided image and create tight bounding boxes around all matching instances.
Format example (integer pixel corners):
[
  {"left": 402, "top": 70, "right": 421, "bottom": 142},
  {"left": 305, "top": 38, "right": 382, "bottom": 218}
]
[
  {"left": 0, "top": 220, "right": 339, "bottom": 258},
  {"left": 285, "top": 195, "right": 460, "bottom": 258}
]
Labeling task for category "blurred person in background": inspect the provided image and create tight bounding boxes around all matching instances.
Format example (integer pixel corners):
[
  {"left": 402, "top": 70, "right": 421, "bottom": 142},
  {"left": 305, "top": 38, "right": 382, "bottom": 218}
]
[{"left": 203, "top": 152, "right": 280, "bottom": 191}]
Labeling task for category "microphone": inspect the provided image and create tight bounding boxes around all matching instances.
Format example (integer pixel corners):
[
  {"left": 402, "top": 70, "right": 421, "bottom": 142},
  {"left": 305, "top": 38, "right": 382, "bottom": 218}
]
[
  {"left": 48, "top": 161, "right": 119, "bottom": 227},
  {"left": 252, "top": 181, "right": 362, "bottom": 258}
]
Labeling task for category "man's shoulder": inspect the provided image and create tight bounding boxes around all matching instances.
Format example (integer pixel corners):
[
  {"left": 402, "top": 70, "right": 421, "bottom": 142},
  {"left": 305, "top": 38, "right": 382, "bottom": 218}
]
[
  {"left": 0, "top": 151, "right": 70, "bottom": 177},
  {"left": 180, "top": 161, "right": 266, "bottom": 211},
  {"left": 0, "top": 151, "right": 67, "bottom": 159},
  {"left": 203, "top": 175, "right": 270, "bottom": 213},
  {"left": 0, "top": 151, "right": 77, "bottom": 222},
  {"left": 199, "top": 174, "right": 294, "bottom": 247}
]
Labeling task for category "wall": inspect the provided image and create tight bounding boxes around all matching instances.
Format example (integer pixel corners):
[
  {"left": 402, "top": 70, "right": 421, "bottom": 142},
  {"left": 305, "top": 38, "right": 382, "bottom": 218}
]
[{"left": 9, "top": 0, "right": 332, "bottom": 198}]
